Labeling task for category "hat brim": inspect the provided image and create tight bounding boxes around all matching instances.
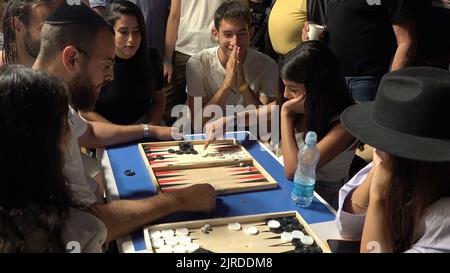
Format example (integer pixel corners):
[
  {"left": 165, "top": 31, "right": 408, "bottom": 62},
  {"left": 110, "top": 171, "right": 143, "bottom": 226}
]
[{"left": 341, "top": 103, "right": 450, "bottom": 162}]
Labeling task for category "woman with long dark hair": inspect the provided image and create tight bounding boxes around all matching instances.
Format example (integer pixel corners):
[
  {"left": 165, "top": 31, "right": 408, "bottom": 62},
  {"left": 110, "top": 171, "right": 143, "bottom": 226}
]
[
  {"left": 337, "top": 67, "right": 450, "bottom": 252},
  {"left": 0, "top": 65, "right": 106, "bottom": 252},
  {"left": 81, "top": 0, "right": 165, "bottom": 125},
  {"left": 280, "top": 41, "right": 357, "bottom": 209}
]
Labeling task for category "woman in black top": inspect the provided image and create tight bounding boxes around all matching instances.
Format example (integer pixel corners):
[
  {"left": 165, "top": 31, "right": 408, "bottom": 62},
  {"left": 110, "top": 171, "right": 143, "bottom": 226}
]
[{"left": 82, "top": 1, "right": 165, "bottom": 125}]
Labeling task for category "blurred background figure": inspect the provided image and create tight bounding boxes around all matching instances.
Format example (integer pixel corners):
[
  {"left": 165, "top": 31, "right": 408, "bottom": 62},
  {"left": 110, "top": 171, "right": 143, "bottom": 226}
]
[
  {"left": 89, "top": 0, "right": 111, "bottom": 16},
  {"left": 268, "top": 0, "right": 307, "bottom": 56},
  {"left": 1, "top": 0, "right": 56, "bottom": 67},
  {"left": 128, "top": 0, "right": 170, "bottom": 56}
]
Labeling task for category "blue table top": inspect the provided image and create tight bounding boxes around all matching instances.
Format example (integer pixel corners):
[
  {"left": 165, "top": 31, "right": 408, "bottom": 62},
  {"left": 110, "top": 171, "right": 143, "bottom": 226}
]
[{"left": 105, "top": 132, "right": 336, "bottom": 252}]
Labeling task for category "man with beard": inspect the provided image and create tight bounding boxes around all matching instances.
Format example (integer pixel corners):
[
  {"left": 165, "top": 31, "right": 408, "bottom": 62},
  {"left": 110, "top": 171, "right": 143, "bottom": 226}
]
[
  {"left": 32, "top": 2, "right": 216, "bottom": 243},
  {"left": 1, "top": 0, "right": 55, "bottom": 67},
  {"left": 1, "top": 1, "right": 107, "bottom": 201}
]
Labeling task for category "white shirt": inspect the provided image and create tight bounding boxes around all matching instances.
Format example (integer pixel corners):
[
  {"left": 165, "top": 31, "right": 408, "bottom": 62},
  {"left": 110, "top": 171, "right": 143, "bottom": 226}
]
[
  {"left": 175, "top": 0, "right": 225, "bottom": 56},
  {"left": 62, "top": 208, "right": 107, "bottom": 253},
  {"left": 65, "top": 106, "right": 98, "bottom": 206},
  {"left": 186, "top": 46, "right": 279, "bottom": 107},
  {"left": 336, "top": 163, "right": 450, "bottom": 253}
]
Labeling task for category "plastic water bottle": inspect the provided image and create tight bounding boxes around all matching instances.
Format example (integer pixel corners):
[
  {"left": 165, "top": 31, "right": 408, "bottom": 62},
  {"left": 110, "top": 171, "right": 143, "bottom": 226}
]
[{"left": 291, "top": 131, "right": 320, "bottom": 207}]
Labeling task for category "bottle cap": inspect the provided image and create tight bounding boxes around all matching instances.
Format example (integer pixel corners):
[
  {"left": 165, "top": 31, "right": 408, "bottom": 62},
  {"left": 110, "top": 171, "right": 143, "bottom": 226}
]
[{"left": 305, "top": 131, "right": 317, "bottom": 145}]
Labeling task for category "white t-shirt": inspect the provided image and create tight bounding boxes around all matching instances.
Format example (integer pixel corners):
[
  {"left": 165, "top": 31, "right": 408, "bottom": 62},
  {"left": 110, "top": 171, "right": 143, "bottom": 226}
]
[
  {"left": 175, "top": 0, "right": 225, "bottom": 56},
  {"left": 62, "top": 208, "right": 107, "bottom": 253},
  {"left": 186, "top": 46, "right": 279, "bottom": 107},
  {"left": 65, "top": 107, "right": 99, "bottom": 206}
]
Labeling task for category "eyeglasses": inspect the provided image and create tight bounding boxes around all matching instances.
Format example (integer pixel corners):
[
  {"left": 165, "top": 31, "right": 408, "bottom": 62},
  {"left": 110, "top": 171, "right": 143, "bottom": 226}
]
[{"left": 74, "top": 47, "right": 115, "bottom": 73}]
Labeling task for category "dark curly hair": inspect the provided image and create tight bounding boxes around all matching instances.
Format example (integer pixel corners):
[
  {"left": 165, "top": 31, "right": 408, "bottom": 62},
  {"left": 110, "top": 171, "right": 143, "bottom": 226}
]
[
  {"left": 280, "top": 41, "right": 355, "bottom": 140},
  {"left": 0, "top": 65, "right": 75, "bottom": 252}
]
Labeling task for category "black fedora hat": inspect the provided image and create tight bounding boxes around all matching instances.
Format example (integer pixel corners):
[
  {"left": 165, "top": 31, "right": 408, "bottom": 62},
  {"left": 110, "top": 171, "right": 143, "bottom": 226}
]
[{"left": 341, "top": 67, "right": 450, "bottom": 162}]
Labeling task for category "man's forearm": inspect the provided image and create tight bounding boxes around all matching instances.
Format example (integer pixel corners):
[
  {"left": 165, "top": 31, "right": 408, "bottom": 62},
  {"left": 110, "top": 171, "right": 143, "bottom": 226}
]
[
  {"left": 391, "top": 21, "right": 416, "bottom": 71},
  {"left": 198, "top": 85, "right": 233, "bottom": 127},
  {"left": 207, "top": 85, "right": 233, "bottom": 109},
  {"left": 79, "top": 122, "right": 144, "bottom": 148},
  {"left": 391, "top": 43, "right": 415, "bottom": 71},
  {"left": 164, "top": 0, "right": 181, "bottom": 61},
  {"left": 91, "top": 194, "right": 182, "bottom": 242},
  {"left": 241, "top": 85, "right": 261, "bottom": 106},
  {"left": 80, "top": 111, "right": 113, "bottom": 124},
  {"left": 235, "top": 103, "right": 275, "bottom": 127}
]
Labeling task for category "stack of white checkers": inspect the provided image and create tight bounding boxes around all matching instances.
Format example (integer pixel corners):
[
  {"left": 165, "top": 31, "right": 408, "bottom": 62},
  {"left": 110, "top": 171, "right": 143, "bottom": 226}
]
[{"left": 150, "top": 228, "right": 199, "bottom": 253}]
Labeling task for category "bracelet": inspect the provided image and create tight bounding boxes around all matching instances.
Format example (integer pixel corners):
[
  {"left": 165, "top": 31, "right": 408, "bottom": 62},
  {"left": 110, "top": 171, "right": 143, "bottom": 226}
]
[
  {"left": 239, "top": 82, "right": 249, "bottom": 93},
  {"left": 142, "top": 124, "right": 150, "bottom": 138}
]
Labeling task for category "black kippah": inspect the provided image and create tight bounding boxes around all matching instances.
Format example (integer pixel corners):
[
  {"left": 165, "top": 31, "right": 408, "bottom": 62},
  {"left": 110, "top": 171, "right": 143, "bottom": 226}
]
[{"left": 45, "top": 2, "right": 105, "bottom": 25}]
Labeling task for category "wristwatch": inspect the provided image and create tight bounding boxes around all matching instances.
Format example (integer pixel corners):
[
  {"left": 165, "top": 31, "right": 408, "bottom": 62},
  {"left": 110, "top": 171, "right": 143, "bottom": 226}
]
[{"left": 142, "top": 124, "right": 150, "bottom": 138}]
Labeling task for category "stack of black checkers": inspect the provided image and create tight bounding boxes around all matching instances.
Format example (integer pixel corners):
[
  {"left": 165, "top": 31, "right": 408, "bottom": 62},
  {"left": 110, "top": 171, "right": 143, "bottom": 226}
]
[
  {"left": 143, "top": 145, "right": 154, "bottom": 161},
  {"left": 143, "top": 145, "right": 151, "bottom": 154},
  {"left": 265, "top": 217, "right": 323, "bottom": 253},
  {"left": 168, "top": 142, "right": 198, "bottom": 155}
]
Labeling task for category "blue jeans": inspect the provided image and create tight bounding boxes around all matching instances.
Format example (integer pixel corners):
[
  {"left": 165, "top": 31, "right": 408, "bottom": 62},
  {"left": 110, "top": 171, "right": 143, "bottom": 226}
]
[{"left": 345, "top": 76, "right": 380, "bottom": 102}]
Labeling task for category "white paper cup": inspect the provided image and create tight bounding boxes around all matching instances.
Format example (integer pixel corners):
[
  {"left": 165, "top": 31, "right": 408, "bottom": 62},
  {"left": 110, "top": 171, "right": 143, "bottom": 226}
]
[{"left": 308, "top": 23, "right": 325, "bottom": 41}]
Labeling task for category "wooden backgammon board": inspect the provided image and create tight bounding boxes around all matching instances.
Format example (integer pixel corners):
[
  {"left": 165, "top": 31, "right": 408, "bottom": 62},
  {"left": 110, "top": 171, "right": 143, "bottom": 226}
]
[
  {"left": 143, "top": 211, "right": 331, "bottom": 253},
  {"left": 138, "top": 139, "right": 278, "bottom": 195}
]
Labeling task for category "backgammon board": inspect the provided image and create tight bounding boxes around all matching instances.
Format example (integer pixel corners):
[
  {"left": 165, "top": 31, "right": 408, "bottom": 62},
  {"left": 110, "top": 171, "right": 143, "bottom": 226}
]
[
  {"left": 143, "top": 211, "right": 331, "bottom": 253},
  {"left": 138, "top": 139, "right": 278, "bottom": 195}
]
